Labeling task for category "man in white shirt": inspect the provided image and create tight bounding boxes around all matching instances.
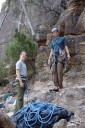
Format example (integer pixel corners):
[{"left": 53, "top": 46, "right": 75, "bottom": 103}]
[{"left": 15, "top": 51, "right": 27, "bottom": 113}]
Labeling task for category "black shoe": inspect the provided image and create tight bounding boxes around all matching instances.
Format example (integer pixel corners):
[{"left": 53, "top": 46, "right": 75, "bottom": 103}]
[{"left": 49, "top": 88, "right": 59, "bottom": 92}]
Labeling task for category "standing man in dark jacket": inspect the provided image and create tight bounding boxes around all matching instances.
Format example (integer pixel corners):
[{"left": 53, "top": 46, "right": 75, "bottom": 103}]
[
  {"left": 48, "top": 28, "right": 70, "bottom": 91},
  {"left": 15, "top": 51, "right": 28, "bottom": 113}
]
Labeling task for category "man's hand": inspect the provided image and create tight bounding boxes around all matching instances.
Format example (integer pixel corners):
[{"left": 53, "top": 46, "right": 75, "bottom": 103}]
[
  {"left": 67, "top": 54, "right": 71, "bottom": 60},
  {"left": 16, "top": 70, "right": 24, "bottom": 87},
  {"left": 65, "top": 46, "right": 70, "bottom": 60},
  {"left": 20, "top": 81, "right": 24, "bottom": 88},
  {"left": 48, "top": 58, "right": 51, "bottom": 65},
  {"left": 48, "top": 49, "right": 53, "bottom": 65}
]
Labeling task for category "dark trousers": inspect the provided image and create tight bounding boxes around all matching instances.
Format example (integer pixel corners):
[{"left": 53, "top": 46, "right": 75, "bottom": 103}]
[
  {"left": 14, "top": 82, "right": 25, "bottom": 113},
  {"left": 52, "top": 56, "right": 64, "bottom": 88}
]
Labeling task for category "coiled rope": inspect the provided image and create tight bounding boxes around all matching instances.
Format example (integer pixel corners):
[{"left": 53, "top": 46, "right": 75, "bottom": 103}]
[{"left": 12, "top": 102, "right": 73, "bottom": 128}]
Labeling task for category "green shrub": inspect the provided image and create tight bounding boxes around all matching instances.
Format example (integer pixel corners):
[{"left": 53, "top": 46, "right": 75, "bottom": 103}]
[
  {"left": 5, "top": 31, "right": 37, "bottom": 76},
  {"left": 0, "top": 62, "right": 7, "bottom": 84},
  {"left": 6, "top": 31, "right": 37, "bottom": 62}
]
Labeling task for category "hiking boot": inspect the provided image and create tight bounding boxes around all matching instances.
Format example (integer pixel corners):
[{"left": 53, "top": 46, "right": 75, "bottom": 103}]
[{"left": 49, "top": 88, "right": 59, "bottom": 92}]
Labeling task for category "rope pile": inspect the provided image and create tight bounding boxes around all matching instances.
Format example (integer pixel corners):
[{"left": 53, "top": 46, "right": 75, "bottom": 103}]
[{"left": 12, "top": 102, "right": 73, "bottom": 128}]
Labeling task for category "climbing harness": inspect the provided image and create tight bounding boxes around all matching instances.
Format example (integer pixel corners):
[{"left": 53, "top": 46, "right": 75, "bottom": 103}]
[{"left": 12, "top": 79, "right": 29, "bottom": 102}]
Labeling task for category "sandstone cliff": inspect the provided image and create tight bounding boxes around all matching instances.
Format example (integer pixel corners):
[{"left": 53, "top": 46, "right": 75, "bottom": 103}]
[
  {"left": 0, "top": 0, "right": 85, "bottom": 59},
  {"left": 0, "top": 1, "right": 85, "bottom": 128},
  {"left": 0, "top": 0, "right": 68, "bottom": 59}
]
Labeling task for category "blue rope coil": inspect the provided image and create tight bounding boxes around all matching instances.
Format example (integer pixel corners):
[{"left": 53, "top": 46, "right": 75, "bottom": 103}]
[
  {"left": 24, "top": 102, "right": 55, "bottom": 128},
  {"left": 12, "top": 102, "right": 73, "bottom": 128}
]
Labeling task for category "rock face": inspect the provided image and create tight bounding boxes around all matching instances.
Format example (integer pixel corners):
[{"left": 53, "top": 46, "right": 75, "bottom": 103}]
[
  {"left": 0, "top": 0, "right": 85, "bottom": 58},
  {"left": 0, "top": 0, "right": 68, "bottom": 59},
  {"left": 0, "top": 48, "right": 85, "bottom": 127},
  {"left": 0, "top": 1, "right": 20, "bottom": 59},
  {"left": 29, "top": 62, "right": 85, "bottom": 128},
  {"left": 0, "top": 1, "right": 85, "bottom": 127},
  {"left": 57, "top": 0, "right": 85, "bottom": 34},
  {"left": 0, "top": 110, "right": 16, "bottom": 128},
  {"left": 56, "top": 0, "right": 85, "bottom": 69},
  {"left": 26, "top": 0, "right": 68, "bottom": 30},
  {"left": 28, "top": 44, "right": 85, "bottom": 127}
]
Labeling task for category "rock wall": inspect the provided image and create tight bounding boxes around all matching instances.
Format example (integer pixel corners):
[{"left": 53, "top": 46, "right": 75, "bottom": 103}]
[
  {"left": 29, "top": 43, "right": 85, "bottom": 127},
  {"left": 32, "top": 1, "right": 85, "bottom": 127},
  {"left": 0, "top": 0, "right": 20, "bottom": 59},
  {"left": 57, "top": 0, "right": 85, "bottom": 41},
  {"left": 54, "top": 0, "right": 85, "bottom": 71},
  {"left": 0, "top": 1, "right": 85, "bottom": 127},
  {"left": 0, "top": 0, "right": 68, "bottom": 59},
  {"left": 0, "top": 0, "right": 85, "bottom": 59}
]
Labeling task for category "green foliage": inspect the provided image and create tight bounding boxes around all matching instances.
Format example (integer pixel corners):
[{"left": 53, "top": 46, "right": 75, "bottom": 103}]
[
  {"left": 0, "top": 62, "right": 7, "bottom": 83},
  {"left": 6, "top": 31, "right": 37, "bottom": 61}
]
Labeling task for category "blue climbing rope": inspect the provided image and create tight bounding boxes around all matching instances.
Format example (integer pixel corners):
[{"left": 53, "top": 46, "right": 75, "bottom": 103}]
[
  {"left": 23, "top": 102, "right": 56, "bottom": 128},
  {"left": 11, "top": 102, "right": 73, "bottom": 128}
]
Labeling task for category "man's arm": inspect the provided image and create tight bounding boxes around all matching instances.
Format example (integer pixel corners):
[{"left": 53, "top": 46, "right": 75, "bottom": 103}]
[
  {"left": 49, "top": 49, "right": 53, "bottom": 59},
  {"left": 65, "top": 46, "right": 70, "bottom": 60},
  {"left": 16, "top": 69, "right": 24, "bottom": 87},
  {"left": 48, "top": 49, "right": 53, "bottom": 64}
]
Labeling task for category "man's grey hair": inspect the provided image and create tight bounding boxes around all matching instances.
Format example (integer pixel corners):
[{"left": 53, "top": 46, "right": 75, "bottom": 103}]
[{"left": 20, "top": 51, "right": 27, "bottom": 55}]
